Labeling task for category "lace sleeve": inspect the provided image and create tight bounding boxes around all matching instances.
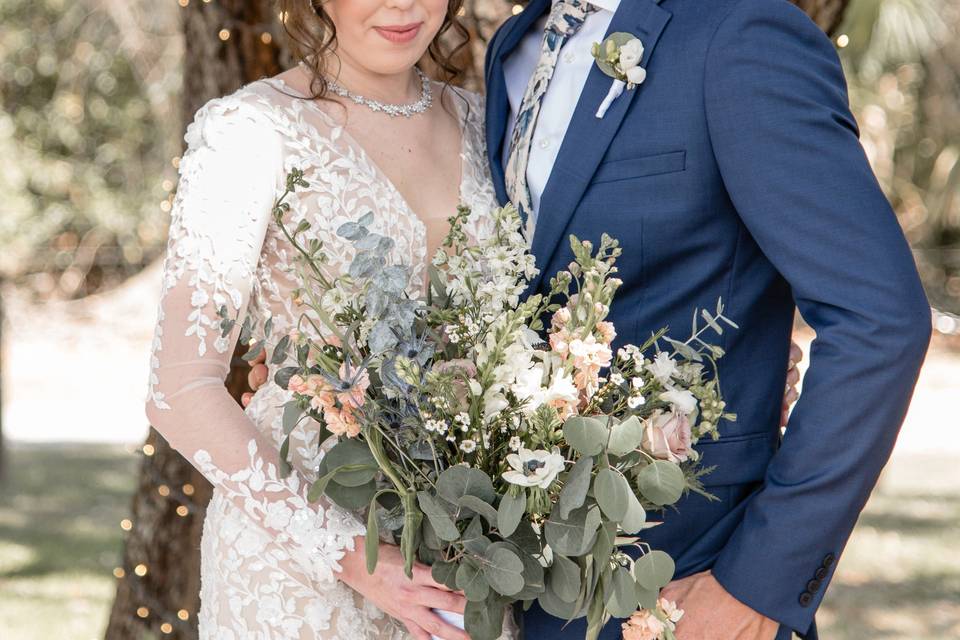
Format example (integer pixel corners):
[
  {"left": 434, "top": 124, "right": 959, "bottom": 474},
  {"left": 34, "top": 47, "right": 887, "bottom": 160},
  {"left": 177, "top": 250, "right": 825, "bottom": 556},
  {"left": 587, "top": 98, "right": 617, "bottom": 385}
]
[{"left": 145, "top": 95, "right": 364, "bottom": 588}]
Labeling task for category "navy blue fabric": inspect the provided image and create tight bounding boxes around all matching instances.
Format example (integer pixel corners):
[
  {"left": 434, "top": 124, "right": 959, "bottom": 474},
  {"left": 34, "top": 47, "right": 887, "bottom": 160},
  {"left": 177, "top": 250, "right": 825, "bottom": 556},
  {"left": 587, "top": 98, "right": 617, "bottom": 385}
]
[{"left": 485, "top": 0, "right": 931, "bottom": 638}]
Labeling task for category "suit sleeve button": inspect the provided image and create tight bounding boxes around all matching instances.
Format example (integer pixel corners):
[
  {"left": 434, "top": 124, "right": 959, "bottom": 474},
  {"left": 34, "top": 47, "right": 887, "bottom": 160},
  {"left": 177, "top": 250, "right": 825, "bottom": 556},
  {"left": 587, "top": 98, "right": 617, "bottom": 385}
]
[
  {"left": 799, "top": 592, "right": 813, "bottom": 607},
  {"left": 815, "top": 567, "right": 828, "bottom": 580},
  {"left": 807, "top": 579, "right": 822, "bottom": 592},
  {"left": 822, "top": 553, "right": 836, "bottom": 567}
]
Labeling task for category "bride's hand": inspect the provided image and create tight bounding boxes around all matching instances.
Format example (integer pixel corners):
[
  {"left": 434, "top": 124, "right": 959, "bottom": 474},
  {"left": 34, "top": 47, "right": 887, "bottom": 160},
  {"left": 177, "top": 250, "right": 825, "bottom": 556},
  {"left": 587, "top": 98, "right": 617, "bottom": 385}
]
[
  {"left": 337, "top": 538, "right": 468, "bottom": 640},
  {"left": 781, "top": 340, "right": 803, "bottom": 427},
  {"left": 241, "top": 349, "right": 269, "bottom": 407}
]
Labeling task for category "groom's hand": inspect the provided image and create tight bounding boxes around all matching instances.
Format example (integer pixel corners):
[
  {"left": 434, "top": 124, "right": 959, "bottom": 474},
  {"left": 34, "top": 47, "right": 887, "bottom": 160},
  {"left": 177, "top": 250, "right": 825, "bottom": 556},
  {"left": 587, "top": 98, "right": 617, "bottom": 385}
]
[
  {"left": 782, "top": 340, "right": 803, "bottom": 427},
  {"left": 661, "top": 571, "right": 779, "bottom": 640}
]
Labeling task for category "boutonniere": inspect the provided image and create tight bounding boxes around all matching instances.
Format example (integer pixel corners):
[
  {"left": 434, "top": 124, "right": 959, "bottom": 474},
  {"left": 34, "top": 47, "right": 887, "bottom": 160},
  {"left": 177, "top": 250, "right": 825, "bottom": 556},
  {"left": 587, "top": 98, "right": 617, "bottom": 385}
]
[{"left": 591, "top": 33, "right": 647, "bottom": 118}]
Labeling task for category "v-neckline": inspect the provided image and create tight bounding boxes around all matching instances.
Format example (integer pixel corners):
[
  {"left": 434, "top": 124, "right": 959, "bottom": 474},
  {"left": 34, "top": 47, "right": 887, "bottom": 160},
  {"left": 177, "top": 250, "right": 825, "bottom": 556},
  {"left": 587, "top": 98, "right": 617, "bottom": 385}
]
[{"left": 263, "top": 75, "right": 469, "bottom": 235}]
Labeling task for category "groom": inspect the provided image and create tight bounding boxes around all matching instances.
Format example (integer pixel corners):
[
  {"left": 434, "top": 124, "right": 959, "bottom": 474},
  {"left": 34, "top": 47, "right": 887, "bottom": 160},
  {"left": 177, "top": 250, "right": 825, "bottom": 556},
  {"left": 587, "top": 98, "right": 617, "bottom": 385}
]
[{"left": 485, "top": 0, "right": 930, "bottom": 639}]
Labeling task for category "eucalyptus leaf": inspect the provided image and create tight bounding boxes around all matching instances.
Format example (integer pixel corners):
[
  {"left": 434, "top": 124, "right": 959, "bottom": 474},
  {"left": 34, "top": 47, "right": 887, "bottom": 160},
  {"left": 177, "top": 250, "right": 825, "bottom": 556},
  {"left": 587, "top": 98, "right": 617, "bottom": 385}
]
[
  {"left": 497, "top": 492, "right": 526, "bottom": 537},
  {"left": 278, "top": 436, "right": 291, "bottom": 478},
  {"left": 544, "top": 505, "right": 602, "bottom": 557},
  {"left": 325, "top": 478, "right": 377, "bottom": 511},
  {"left": 438, "top": 465, "right": 496, "bottom": 506},
  {"left": 358, "top": 211, "right": 375, "bottom": 227},
  {"left": 337, "top": 221, "right": 368, "bottom": 240},
  {"left": 417, "top": 491, "right": 460, "bottom": 542},
  {"left": 270, "top": 335, "right": 291, "bottom": 365},
  {"left": 634, "top": 550, "right": 675, "bottom": 590},
  {"left": 510, "top": 543, "right": 546, "bottom": 600},
  {"left": 594, "top": 468, "right": 630, "bottom": 522},
  {"left": 605, "top": 566, "right": 639, "bottom": 618},
  {"left": 281, "top": 401, "right": 301, "bottom": 435},
  {"left": 482, "top": 543, "right": 525, "bottom": 596},
  {"left": 558, "top": 455, "right": 592, "bottom": 519},
  {"left": 538, "top": 581, "right": 587, "bottom": 621},
  {"left": 636, "top": 460, "right": 686, "bottom": 506},
  {"left": 464, "top": 596, "right": 506, "bottom": 640},
  {"left": 458, "top": 495, "right": 499, "bottom": 526},
  {"left": 620, "top": 489, "right": 647, "bottom": 535},
  {"left": 607, "top": 416, "right": 644, "bottom": 457},
  {"left": 456, "top": 561, "right": 490, "bottom": 602},
  {"left": 635, "top": 583, "right": 659, "bottom": 610},
  {"left": 563, "top": 416, "right": 609, "bottom": 456},
  {"left": 324, "top": 440, "right": 377, "bottom": 487},
  {"left": 432, "top": 561, "right": 458, "bottom": 591},
  {"left": 275, "top": 366, "right": 298, "bottom": 390},
  {"left": 549, "top": 554, "right": 581, "bottom": 603}
]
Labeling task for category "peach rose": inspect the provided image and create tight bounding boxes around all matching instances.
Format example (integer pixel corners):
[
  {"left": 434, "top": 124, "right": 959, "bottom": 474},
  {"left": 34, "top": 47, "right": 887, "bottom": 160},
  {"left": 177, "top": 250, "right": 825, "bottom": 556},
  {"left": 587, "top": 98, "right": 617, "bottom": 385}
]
[{"left": 643, "top": 410, "right": 692, "bottom": 463}]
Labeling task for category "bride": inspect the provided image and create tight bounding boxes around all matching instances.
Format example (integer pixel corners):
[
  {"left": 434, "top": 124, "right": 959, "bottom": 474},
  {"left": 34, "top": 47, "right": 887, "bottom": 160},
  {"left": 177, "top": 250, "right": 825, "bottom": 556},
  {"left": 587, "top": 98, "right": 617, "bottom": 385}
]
[{"left": 145, "top": 0, "right": 495, "bottom": 638}]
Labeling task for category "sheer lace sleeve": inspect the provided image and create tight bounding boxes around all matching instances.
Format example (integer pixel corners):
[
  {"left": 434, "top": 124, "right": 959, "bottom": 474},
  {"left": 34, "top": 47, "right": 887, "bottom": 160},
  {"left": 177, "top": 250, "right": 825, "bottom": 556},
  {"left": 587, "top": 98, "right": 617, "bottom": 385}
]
[{"left": 145, "top": 95, "right": 365, "bottom": 588}]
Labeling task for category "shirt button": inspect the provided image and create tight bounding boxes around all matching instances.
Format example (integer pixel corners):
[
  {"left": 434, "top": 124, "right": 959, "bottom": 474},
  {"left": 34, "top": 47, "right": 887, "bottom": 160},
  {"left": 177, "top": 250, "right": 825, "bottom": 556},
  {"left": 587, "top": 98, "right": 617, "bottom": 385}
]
[
  {"left": 563, "top": 52, "right": 576, "bottom": 64},
  {"left": 538, "top": 139, "right": 550, "bottom": 149}
]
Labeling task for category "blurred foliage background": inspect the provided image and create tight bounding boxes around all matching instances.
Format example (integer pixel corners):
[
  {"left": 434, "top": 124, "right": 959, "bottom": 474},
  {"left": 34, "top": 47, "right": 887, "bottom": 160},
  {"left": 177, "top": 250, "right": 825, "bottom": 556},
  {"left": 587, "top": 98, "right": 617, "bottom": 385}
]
[{"left": 0, "top": 0, "right": 181, "bottom": 299}]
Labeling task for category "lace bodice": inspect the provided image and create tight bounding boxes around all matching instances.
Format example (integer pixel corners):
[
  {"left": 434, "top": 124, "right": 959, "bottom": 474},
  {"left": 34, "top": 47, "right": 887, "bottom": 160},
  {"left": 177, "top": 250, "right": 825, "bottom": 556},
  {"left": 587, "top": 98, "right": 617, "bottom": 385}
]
[{"left": 145, "top": 77, "right": 499, "bottom": 638}]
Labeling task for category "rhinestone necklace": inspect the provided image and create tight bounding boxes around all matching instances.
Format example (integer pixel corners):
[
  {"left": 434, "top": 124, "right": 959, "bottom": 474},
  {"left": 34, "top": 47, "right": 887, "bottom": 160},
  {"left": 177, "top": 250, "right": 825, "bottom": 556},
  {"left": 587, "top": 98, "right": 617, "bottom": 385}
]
[{"left": 327, "top": 67, "right": 433, "bottom": 118}]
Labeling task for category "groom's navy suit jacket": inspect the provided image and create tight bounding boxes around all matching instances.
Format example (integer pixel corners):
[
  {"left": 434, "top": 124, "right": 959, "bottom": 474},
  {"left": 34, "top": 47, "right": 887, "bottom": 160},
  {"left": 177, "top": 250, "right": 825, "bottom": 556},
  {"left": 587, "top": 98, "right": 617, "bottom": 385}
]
[{"left": 485, "top": 0, "right": 931, "bottom": 638}]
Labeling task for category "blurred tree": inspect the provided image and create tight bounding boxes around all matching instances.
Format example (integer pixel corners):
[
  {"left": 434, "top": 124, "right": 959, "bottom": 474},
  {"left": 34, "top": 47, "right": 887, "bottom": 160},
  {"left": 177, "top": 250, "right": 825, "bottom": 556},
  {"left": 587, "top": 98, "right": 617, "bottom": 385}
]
[
  {"left": 838, "top": 0, "right": 960, "bottom": 313},
  {"left": 105, "top": 1, "right": 850, "bottom": 638},
  {"left": 0, "top": 0, "right": 181, "bottom": 299}
]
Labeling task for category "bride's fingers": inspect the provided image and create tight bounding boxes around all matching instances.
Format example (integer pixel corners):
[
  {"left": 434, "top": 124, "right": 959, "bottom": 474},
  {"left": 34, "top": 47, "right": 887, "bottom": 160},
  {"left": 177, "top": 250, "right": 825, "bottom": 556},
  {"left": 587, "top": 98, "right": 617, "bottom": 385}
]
[
  {"left": 399, "top": 618, "right": 432, "bottom": 640},
  {"left": 415, "top": 586, "right": 467, "bottom": 615},
  {"left": 412, "top": 608, "right": 470, "bottom": 640},
  {"left": 247, "top": 362, "right": 268, "bottom": 389},
  {"left": 241, "top": 392, "right": 254, "bottom": 408},
  {"left": 412, "top": 563, "right": 455, "bottom": 591}
]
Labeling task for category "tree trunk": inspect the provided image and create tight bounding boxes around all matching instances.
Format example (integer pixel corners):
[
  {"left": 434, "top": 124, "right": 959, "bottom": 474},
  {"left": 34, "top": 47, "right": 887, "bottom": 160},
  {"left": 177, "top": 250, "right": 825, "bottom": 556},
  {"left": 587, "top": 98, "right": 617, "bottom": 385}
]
[
  {"left": 789, "top": 0, "right": 850, "bottom": 36},
  {"left": 105, "top": 2, "right": 285, "bottom": 638},
  {"left": 106, "top": 1, "right": 849, "bottom": 637}
]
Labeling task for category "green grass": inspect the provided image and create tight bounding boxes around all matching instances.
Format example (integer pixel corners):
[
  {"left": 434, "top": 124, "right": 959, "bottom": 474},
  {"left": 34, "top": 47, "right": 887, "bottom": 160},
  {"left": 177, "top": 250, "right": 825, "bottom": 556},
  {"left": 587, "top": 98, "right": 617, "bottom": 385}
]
[
  {"left": 0, "top": 443, "right": 138, "bottom": 639},
  {"left": 0, "top": 444, "right": 957, "bottom": 639}
]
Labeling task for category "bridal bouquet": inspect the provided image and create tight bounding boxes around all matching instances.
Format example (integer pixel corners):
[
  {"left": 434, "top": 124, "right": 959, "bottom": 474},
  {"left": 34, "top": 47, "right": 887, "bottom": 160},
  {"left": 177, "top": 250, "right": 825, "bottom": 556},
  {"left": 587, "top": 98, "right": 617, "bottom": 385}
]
[{"left": 233, "top": 170, "right": 736, "bottom": 640}]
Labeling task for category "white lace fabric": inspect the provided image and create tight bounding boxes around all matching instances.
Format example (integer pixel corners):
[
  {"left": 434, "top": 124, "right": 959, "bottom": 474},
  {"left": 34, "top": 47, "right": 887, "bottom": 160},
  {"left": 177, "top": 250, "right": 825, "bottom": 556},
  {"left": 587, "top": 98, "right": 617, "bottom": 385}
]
[{"left": 145, "top": 78, "right": 502, "bottom": 639}]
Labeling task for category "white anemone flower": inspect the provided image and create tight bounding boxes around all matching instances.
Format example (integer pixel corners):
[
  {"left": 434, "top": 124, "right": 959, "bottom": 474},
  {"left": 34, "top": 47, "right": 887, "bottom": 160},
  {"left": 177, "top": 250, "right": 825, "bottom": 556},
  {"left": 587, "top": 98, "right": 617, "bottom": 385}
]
[
  {"left": 659, "top": 387, "right": 697, "bottom": 415},
  {"left": 502, "top": 447, "right": 566, "bottom": 489}
]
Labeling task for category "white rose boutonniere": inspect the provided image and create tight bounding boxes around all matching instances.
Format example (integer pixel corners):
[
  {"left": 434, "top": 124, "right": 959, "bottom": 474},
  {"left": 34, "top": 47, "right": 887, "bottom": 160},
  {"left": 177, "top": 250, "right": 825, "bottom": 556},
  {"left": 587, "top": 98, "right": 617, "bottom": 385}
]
[{"left": 591, "top": 33, "right": 647, "bottom": 118}]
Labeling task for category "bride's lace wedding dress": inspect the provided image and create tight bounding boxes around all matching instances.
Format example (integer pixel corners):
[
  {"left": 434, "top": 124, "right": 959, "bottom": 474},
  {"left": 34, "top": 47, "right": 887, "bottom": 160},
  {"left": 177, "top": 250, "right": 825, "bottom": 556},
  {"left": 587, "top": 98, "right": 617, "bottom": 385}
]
[{"left": 146, "top": 76, "right": 506, "bottom": 639}]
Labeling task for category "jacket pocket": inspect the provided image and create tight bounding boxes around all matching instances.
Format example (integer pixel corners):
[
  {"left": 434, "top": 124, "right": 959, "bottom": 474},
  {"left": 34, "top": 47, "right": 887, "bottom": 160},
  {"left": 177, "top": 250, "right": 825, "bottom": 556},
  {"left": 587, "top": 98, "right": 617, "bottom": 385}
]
[
  {"left": 591, "top": 150, "right": 686, "bottom": 184},
  {"left": 694, "top": 431, "right": 778, "bottom": 487}
]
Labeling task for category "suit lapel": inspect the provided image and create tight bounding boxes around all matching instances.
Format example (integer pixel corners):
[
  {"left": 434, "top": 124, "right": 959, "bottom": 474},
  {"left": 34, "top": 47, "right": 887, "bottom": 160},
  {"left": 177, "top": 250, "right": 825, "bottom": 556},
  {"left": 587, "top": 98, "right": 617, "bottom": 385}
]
[
  {"left": 485, "top": 0, "right": 551, "bottom": 206},
  {"left": 527, "top": 0, "right": 672, "bottom": 293}
]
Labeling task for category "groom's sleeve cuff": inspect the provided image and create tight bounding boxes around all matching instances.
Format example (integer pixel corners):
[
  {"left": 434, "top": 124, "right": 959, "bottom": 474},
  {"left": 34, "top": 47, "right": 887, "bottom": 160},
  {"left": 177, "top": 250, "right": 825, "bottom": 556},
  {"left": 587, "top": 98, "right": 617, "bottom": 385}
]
[{"left": 711, "top": 540, "right": 838, "bottom": 637}]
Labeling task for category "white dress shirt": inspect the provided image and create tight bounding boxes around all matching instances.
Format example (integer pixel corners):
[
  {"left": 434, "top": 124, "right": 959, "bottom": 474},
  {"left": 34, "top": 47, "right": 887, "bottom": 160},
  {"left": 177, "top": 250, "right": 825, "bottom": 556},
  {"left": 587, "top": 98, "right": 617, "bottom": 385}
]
[{"left": 502, "top": 0, "right": 620, "bottom": 225}]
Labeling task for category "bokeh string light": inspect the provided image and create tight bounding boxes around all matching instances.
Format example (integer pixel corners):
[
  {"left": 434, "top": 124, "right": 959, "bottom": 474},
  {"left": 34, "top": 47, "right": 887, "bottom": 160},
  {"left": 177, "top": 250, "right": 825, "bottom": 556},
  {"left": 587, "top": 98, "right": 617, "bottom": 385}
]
[{"left": 112, "top": 440, "right": 204, "bottom": 635}]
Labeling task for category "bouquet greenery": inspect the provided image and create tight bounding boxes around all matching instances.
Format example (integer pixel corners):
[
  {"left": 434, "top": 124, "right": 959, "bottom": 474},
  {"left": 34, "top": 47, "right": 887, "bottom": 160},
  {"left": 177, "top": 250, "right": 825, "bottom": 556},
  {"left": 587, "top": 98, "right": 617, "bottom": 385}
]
[{"left": 230, "top": 171, "right": 736, "bottom": 640}]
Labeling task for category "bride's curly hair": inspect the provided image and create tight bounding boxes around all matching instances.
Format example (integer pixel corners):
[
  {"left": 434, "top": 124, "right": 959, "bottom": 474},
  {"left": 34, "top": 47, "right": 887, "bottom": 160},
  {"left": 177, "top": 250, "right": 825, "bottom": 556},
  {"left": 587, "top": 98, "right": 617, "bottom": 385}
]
[{"left": 279, "top": 0, "right": 470, "bottom": 100}]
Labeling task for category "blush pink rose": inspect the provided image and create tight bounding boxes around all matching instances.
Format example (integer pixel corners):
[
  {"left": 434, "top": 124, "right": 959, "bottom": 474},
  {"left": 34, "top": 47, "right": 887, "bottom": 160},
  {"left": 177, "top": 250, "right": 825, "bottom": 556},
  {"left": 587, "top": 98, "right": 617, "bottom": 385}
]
[{"left": 643, "top": 411, "right": 692, "bottom": 463}]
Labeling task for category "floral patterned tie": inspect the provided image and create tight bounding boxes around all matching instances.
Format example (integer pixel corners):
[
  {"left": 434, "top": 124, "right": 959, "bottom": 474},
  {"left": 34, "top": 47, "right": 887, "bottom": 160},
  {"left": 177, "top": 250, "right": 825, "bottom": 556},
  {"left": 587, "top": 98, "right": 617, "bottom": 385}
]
[{"left": 505, "top": 0, "right": 599, "bottom": 235}]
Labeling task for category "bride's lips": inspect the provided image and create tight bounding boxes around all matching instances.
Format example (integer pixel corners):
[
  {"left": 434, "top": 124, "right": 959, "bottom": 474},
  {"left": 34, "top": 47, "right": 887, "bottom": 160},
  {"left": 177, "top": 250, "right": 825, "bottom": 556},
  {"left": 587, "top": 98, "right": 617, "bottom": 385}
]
[{"left": 373, "top": 22, "right": 423, "bottom": 44}]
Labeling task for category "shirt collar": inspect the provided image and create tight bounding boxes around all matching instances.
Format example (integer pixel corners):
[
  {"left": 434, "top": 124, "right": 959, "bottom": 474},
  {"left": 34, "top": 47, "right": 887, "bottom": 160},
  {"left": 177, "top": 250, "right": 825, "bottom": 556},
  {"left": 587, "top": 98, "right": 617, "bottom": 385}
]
[{"left": 552, "top": 0, "right": 620, "bottom": 11}]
